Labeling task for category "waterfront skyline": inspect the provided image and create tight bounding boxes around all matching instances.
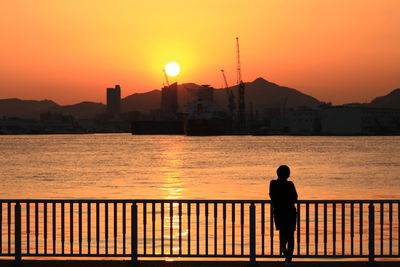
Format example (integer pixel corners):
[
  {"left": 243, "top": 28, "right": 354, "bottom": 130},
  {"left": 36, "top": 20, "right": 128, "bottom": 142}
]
[{"left": 0, "top": 1, "right": 399, "bottom": 105}]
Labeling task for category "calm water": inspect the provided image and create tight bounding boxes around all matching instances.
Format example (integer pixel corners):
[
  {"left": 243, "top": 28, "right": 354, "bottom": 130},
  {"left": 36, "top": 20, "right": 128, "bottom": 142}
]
[{"left": 0, "top": 134, "right": 399, "bottom": 200}]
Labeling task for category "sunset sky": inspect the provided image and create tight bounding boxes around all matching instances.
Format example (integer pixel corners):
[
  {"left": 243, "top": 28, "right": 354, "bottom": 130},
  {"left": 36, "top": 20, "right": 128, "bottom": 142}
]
[{"left": 0, "top": 0, "right": 399, "bottom": 105}]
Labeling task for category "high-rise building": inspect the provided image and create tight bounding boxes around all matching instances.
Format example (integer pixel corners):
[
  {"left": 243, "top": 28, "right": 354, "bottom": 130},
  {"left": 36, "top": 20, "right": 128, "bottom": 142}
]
[
  {"left": 107, "top": 85, "right": 121, "bottom": 115},
  {"left": 198, "top": 85, "right": 214, "bottom": 102},
  {"left": 161, "top": 82, "right": 178, "bottom": 119}
]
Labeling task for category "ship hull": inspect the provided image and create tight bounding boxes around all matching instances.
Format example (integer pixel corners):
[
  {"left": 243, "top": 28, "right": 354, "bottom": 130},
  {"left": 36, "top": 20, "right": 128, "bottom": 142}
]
[
  {"left": 184, "top": 119, "right": 226, "bottom": 136},
  {"left": 131, "top": 120, "right": 184, "bottom": 135}
]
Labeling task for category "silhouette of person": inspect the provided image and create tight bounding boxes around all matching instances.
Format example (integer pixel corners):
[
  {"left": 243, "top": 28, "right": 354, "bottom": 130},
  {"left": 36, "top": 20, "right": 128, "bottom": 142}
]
[{"left": 269, "top": 165, "right": 298, "bottom": 265}]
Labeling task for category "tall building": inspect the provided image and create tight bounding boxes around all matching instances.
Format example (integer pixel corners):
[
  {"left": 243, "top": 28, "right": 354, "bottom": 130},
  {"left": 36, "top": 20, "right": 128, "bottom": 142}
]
[
  {"left": 161, "top": 82, "right": 178, "bottom": 119},
  {"left": 198, "top": 85, "right": 214, "bottom": 102},
  {"left": 107, "top": 85, "right": 121, "bottom": 115}
]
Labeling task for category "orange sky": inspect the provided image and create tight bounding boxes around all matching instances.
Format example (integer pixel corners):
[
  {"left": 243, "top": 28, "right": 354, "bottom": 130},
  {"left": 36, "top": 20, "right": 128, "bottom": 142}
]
[{"left": 0, "top": 0, "right": 399, "bottom": 105}]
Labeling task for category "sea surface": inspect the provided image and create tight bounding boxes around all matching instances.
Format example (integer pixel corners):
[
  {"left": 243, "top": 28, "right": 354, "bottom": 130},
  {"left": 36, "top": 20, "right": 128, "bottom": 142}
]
[{"left": 0, "top": 134, "right": 399, "bottom": 200}]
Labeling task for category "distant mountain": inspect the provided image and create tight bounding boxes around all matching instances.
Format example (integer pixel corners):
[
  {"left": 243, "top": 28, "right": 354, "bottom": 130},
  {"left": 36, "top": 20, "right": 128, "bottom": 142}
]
[
  {"left": 49, "top": 101, "right": 106, "bottom": 119},
  {"left": 121, "top": 83, "right": 201, "bottom": 113},
  {"left": 121, "top": 90, "right": 161, "bottom": 113},
  {"left": 0, "top": 98, "right": 58, "bottom": 119},
  {"left": 214, "top": 77, "right": 321, "bottom": 111},
  {"left": 121, "top": 78, "right": 321, "bottom": 114},
  {"left": 369, "top": 88, "right": 400, "bottom": 109},
  {"left": 0, "top": 77, "right": 325, "bottom": 119}
]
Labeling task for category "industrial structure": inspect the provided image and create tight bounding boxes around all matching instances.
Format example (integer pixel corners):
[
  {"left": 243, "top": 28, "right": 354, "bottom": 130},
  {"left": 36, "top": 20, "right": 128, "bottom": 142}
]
[
  {"left": 221, "top": 69, "right": 236, "bottom": 119},
  {"left": 106, "top": 85, "right": 121, "bottom": 115},
  {"left": 197, "top": 85, "right": 214, "bottom": 102},
  {"left": 236, "top": 37, "right": 246, "bottom": 128},
  {"left": 160, "top": 82, "right": 178, "bottom": 120}
]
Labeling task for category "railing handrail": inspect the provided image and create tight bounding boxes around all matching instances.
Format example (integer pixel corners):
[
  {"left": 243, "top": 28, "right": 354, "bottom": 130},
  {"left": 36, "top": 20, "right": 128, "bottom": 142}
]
[
  {"left": 1, "top": 199, "right": 400, "bottom": 264},
  {"left": 1, "top": 199, "right": 399, "bottom": 203}
]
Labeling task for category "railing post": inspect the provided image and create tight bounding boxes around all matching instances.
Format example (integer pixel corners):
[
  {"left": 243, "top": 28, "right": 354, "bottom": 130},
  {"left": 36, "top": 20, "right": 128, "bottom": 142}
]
[
  {"left": 14, "top": 203, "right": 22, "bottom": 264},
  {"left": 249, "top": 203, "right": 256, "bottom": 265},
  {"left": 131, "top": 203, "right": 138, "bottom": 266},
  {"left": 368, "top": 203, "right": 375, "bottom": 263}
]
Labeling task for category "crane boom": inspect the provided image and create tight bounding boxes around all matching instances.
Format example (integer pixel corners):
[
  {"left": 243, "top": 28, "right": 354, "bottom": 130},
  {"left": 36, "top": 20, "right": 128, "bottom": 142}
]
[
  {"left": 162, "top": 69, "right": 170, "bottom": 87},
  {"left": 221, "top": 69, "right": 236, "bottom": 119},
  {"left": 236, "top": 37, "right": 245, "bottom": 128},
  {"left": 220, "top": 69, "right": 229, "bottom": 97},
  {"left": 236, "top": 37, "right": 242, "bottom": 84}
]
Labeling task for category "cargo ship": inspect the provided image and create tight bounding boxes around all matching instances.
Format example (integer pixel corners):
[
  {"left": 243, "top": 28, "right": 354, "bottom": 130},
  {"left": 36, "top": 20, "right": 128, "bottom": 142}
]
[{"left": 184, "top": 98, "right": 226, "bottom": 136}]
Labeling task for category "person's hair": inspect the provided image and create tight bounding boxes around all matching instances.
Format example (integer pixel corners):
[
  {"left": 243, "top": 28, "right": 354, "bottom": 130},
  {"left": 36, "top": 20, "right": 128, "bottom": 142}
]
[{"left": 277, "top": 165, "right": 290, "bottom": 180}]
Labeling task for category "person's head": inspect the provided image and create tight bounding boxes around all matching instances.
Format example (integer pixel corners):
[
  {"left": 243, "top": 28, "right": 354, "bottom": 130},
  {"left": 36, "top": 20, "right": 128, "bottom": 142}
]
[{"left": 277, "top": 165, "right": 290, "bottom": 180}]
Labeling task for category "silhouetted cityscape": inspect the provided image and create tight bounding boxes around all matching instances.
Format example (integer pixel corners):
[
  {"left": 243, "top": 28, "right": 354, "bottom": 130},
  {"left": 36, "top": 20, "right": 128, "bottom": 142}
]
[{"left": 0, "top": 78, "right": 399, "bottom": 135}]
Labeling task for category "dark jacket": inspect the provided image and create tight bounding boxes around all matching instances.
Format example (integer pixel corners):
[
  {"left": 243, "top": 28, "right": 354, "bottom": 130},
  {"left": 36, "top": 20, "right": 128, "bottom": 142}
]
[{"left": 269, "top": 179, "right": 298, "bottom": 231}]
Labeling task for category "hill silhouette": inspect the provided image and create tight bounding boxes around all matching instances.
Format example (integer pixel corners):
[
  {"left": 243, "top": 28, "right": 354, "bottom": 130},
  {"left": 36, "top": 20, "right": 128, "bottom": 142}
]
[
  {"left": 0, "top": 78, "right": 323, "bottom": 118},
  {"left": 121, "top": 90, "right": 161, "bottom": 113},
  {"left": 2, "top": 78, "right": 399, "bottom": 119},
  {"left": 369, "top": 88, "right": 400, "bottom": 108},
  {"left": 49, "top": 101, "right": 106, "bottom": 119},
  {"left": 0, "top": 98, "right": 58, "bottom": 119},
  {"left": 121, "top": 78, "right": 321, "bottom": 113},
  {"left": 214, "top": 77, "right": 321, "bottom": 111}
]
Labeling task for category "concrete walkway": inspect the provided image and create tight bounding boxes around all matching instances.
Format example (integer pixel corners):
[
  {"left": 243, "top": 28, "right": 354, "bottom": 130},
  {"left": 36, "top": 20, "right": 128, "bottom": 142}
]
[{"left": 1, "top": 260, "right": 399, "bottom": 267}]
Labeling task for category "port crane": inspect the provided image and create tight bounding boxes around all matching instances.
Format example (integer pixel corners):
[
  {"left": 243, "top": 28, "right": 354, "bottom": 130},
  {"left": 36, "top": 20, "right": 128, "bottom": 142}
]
[
  {"left": 236, "top": 37, "right": 245, "bottom": 127},
  {"left": 162, "top": 69, "right": 170, "bottom": 87},
  {"left": 220, "top": 69, "right": 236, "bottom": 118}
]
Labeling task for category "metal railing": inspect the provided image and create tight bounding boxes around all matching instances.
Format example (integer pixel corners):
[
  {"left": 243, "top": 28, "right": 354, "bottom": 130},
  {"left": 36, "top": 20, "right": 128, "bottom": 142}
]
[{"left": 1, "top": 199, "right": 399, "bottom": 263}]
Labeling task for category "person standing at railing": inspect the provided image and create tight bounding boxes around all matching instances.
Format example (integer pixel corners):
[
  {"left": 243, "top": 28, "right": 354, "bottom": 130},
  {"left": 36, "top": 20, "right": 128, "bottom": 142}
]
[{"left": 269, "top": 165, "right": 298, "bottom": 266}]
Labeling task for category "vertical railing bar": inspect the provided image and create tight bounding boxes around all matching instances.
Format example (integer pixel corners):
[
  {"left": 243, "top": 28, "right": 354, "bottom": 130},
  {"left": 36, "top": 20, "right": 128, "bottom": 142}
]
[
  {"left": 70, "top": 203, "right": 74, "bottom": 254},
  {"left": 169, "top": 202, "right": 173, "bottom": 255},
  {"left": 223, "top": 202, "right": 226, "bottom": 256},
  {"left": 105, "top": 202, "right": 109, "bottom": 255},
  {"left": 270, "top": 203, "right": 274, "bottom": 255},
  {"left": 7, "top": 203, "right": 11, "bottom": 255},
  {"left": 341, "top": 203, "right": 345, "bottom": 256},
  {"left": 188, "top": 203, "right": 191, "bottom": 255},
  {"left": 249, "top": 203, "right": 256, "bottom": 264},
  {"left": 79, "top": 202, "right": 82, "bottom": 255},
  {"left": 232, "top": 203, "right": 235, "bottom": 255},
  {"left": 179, "top": 202, "right": 182, "bottom": 256},
  {"left": 196, "top": 203, "right": 200, "bottom": 255},
  {"left": 306, "top": 202, "right": 309, "bottom": 256},
  {"left": 27, "top": 203, "right": 31, "bottom": 255},
  {"left": 96, "top": 203, "right": 100, "bottom": 255},
  {"left": 161, "top": 203, "right": 164, "bottom": 255},
  {"left": 360, "top": 203, "right": 363, "bottom": 255},
  {"left": 0, "top": 203, "right": 2, "bottom": 255},
  {"left": 143, "top": 202, "right": 147, "bottom": 255},
  {"left": 324, "top": 203, "right": 327, "bottom": 256},
  {"left": 61, "top": 202, "right": 65, "bottom": 255},
  {"left": 44, "top": 202, "right": 47, "bottom": 254},
  {"left": 152, "top": 202, "right": 156, "bottom": 255},
  {"left": 205, "top": 203, "right": 209, "bottom": 255},
  {"left": 131, "top": 203, "right": 138, "bottom": 265},
  {"left": 88, "top": 203, "right": 91, "bottom": 255},
  {"left": 350, "top": 203, "right": 354, "bottom": 256},
  {"left": 315, "top": 203, "right": 318, "bottom": 255},
  {"left": 389, "top": 202, "right": 393, "bottom": 256},
  {"left": 296, "top": 202, "right": 300, "bottom": 255},
  {"left": 333, "top": 203, "right": 336, "bottom": 256},
  {"left": 214, "top": 203, "right": 217, "bottom": 255},
  {"left": 123, "top": 202, "right": 126, "bottom": 255},
  {"left": 240, "top": 203, "right": 244, "bottom": 255},
  {"left": 380, "top": 203, "right": 384, "bottom": 255},
  {"left": 369, "top": 203, "right": 375, "bottom": 263},
  {"left": 14, "top": 203, "right": 21, "bottom": 263},
  {"left": 261, "top": 203, "right": 265, "bottom": 255},
  {"left": 35, "top": 202, "right": 38, "bottom": 254},
  {"left": 398, "top": 203, "right": 400, "bottom": 256},
  {"left": 114, "top": 202, "right": 118, "bottom": 255},
  {"left": 51, "top": 203, "right": 54, "bottom": 255}
]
